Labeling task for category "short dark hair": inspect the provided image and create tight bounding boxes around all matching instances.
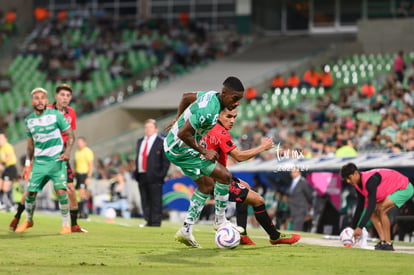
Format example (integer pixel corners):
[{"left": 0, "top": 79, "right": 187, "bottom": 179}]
[
  {"left": 55, "top": 84, "right": 73, "bottom": 94},
  {"left": 340, "top": 162, "right": 358, "bottom": 179},
  {"left": 223, "top": 76, "right": 244, "bottom": 92}
]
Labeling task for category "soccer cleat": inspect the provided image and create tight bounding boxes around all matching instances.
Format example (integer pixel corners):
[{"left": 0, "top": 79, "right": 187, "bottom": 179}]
[
  {"left": 71, "top": 225, "right": 88, "bottom": 233},
  {"left": 60, "top": 226, "right": 71, "bottom": 235},
  {"left": 240, "top": 235, "right": 256, "bottom": 245},
  {"left": 269, "top": 233, "right": 301, "bottom": 245},
  {"left": 15, "top": 221, "right": 34, "bottom": 233},
  {"left": 375, "top": 242, "right": 394, "bottom": 251},
  {"left": 374, "top": 241, "right": 384, "bottom": 249},
  {"left": 9, "top": 217, "right": 20, "bottom": 231},
  {"left": 175, "top": 229, "right": 201, "bottom": 248}
]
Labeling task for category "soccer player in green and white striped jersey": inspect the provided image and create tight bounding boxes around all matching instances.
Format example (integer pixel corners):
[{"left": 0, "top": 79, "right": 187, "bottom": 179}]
[
  {"left": 15, "top": 87, "right": 75, "bottom": 235},
  {"left": 164, "top": 76, "right": 244, "bottom": 248}
]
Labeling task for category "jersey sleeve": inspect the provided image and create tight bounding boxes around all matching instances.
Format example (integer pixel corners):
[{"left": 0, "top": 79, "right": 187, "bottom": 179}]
[{"left": 57, "top": 111, "right": 71, "bottom": 131}]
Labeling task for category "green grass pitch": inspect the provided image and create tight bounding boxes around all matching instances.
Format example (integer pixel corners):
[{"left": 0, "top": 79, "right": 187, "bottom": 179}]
[{"left": 0, "top": 212, "right": 413, "bottom": 275}]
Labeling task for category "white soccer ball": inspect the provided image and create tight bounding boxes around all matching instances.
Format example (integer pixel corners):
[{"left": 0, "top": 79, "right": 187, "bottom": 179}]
[
  {"left": 104, "top": 208, "right": 117, "bottom": 221},
  {"left": 215, "top": 224, "right": 240, "bottom": 249},
  {"left": 339, "top": 227, "right": 355, "bottom": 247}
]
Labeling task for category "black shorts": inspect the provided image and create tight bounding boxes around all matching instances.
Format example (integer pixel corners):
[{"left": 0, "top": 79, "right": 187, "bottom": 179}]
[
  {"left": 228, "top": 176, "right": 249, "bottom": 203},
  {"left": 66, "top": 161, "right": 74, "bottom": 184},
  {"left": 75, "top": 173, "right": 88, "bottom": 189},
  {"left": 2, "top": 165, "right": 18, "bottom": 181}
]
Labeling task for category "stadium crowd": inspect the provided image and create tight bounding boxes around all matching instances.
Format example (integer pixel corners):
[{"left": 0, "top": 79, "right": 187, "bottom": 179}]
[
  {"left": 0, "top": 5, "right": 243, "bottom": 133},
  {"left": 237, "top": 62, "right": 414, "bottom": 159}
]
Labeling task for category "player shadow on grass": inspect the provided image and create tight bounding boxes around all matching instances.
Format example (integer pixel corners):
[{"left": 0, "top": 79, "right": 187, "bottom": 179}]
[
  {"left": 140, "top": 245, "right": 287, "bottom": 266},
  {"left": 0, "top": 232, "right": 64, "bottom": 239}
]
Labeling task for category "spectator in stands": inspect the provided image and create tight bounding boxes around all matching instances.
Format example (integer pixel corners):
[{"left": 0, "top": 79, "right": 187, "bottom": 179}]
[
  {"left": 335, "top": 139, "right": 358, "bottom": 157},
  {"left": 288, "top": 167, "right": 314, "bottom": 231},
  {"left": 34, "top": 7, "right": 50, "bottom": 23},
  {"left": 109, "top": 59, "right": 124, "bottom": 79},
  {"left": 0, "top": 73, "right": 12, "bottom": 93},
  {"left": 4, "top": 110, "right": 15, "bottom": 127},
  {"left": 121, "top": 59, "right": 133, "bottom": 78},
  {"left": 57, "top": 10, "right": 68, "bottom": 24},
  {"left": 319, "top": 65, "right": 333, "bottom": 89},
  {"left": 77, "top": 90, "right": 95, "bottom": 115},
  {"left": 271, "top": 74, "right": 284, "bottom": 89},
  {"left": 302, "top": 66, "right": 320, "bottom": 88},
  {"left": 100, "top": 163, "right": 131, "bottom": 219},
  {"left": 15, "top": 102, "right": 31, "bottom": 121},
  {"left": 3, "top": 9, "right": 17, "bottom": 35},
  {"left": 404, "top": 60, "right": 414, "bottom": 84},
  {"left": 245, "top": 86, "right": 259, "bottom": 101},
  {"left": 0, "top": 115, "right": 6, "bottom": 132},
  {"left": 361, "top": 81, "right": 376, "bottom": 98},
  {"left": 47, "top": 55, "right": 61, "bottom": 81},
  {"left": 394, "top": 50, "right": 405, "bottom": 84},
  {"left": 286, "top": 71, "right": 300, "bottom": 88},
  {"left": 84, "top": 52, "right": 100, "bottom": 73}
]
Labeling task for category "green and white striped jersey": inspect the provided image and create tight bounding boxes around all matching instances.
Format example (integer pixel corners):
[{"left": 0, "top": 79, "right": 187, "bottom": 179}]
[
  {"left": 165, "top": 91, "right": 221, "bottom": 155},
  {"left": 25, "top": 108, "right": 71, "bottom": 161}
]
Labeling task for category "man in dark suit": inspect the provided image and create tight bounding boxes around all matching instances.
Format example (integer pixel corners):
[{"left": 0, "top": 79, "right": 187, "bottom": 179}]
[
  {"left": 134, "top": 119, "right": 170, "bottom": 226},
  {"left": 288, "top": 167, "right": 314, "bottom": 231}
]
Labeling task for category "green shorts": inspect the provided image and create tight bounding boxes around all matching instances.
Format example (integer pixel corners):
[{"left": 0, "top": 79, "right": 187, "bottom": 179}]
[
  {"left": 27, "top": 160, "right": 68, "bottom": 193},
  {"left": 165, "top": 149, "right": 217, "bottom": 180},
  {"left": 388, "top": 182, "right": 414, "bottom": 208}
]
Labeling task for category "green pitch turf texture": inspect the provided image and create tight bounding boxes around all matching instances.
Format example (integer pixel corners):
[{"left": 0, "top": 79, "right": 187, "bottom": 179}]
[{"left": 1, "top": 213, "right": 413, "bottom": 275}]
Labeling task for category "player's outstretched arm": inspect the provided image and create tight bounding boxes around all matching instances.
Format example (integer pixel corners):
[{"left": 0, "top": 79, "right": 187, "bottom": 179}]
[
  {"left": 59, "top": 128, "right": 75, "bottom": 161},
  {"left": 228, "top": 137, "right": 274, "bottom": 162},
  {"left": 166, "top": 92, "right": 198, "bottom": 132}
]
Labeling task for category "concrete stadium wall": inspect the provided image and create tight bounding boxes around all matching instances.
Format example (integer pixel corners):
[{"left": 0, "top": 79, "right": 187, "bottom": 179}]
[{"left": 357, "top": 18, "right": 414, "bottom": 53}]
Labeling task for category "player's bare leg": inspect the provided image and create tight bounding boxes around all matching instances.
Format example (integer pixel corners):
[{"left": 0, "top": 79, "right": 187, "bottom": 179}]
[{"left": 371, "top": 202, "right": 394, "bottom": 251}]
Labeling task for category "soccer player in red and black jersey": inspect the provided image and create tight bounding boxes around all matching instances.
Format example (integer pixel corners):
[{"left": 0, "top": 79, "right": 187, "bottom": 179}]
[
  {"left": 201, "top": 108, "right": 300, "bottom": 245},
  {"left": 10, "top": 84, "right": 86, "bottom": 233}
]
